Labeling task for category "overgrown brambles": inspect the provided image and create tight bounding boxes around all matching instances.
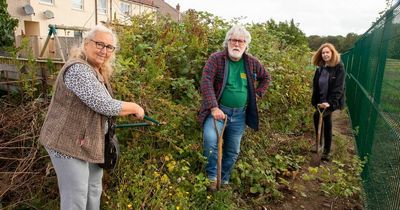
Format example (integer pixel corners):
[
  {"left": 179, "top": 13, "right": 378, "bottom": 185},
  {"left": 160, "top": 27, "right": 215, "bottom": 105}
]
[
  {"left": 106, "top": 11, "right": 313, "bottom": 209},
  {"left": 2, "top": 9, "right": 353, "bottom": 209}
]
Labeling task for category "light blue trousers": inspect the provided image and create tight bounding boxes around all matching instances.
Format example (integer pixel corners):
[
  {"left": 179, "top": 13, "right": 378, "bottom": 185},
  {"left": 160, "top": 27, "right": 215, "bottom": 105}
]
[{"left": 47, "top": 149, "right": 103, "bottom": 210}]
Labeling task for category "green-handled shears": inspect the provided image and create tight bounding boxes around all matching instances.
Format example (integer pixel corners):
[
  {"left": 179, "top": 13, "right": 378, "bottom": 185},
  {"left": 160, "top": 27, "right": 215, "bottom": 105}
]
[{"left": 115, "top": 115, "right": 163, "bottom": 128}]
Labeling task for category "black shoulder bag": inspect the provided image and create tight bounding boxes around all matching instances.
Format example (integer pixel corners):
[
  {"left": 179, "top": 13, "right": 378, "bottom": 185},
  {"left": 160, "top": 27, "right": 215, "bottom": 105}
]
[{"left": 98, "top": 118, "right": 120, "bottom": 170}]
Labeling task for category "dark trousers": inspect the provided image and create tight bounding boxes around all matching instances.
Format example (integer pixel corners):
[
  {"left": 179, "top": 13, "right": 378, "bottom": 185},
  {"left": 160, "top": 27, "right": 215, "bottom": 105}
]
[{"left": 313, "top": 109, "right": 333, "bottom": 154}]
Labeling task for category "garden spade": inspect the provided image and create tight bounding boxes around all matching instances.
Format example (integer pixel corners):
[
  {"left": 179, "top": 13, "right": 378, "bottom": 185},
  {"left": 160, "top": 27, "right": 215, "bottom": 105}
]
[
  {"left": 311, "top": 105, "right": 326, "bottom": 167},
  {"left": 213, "top": 115, "right": 227, "bottom": 190}
]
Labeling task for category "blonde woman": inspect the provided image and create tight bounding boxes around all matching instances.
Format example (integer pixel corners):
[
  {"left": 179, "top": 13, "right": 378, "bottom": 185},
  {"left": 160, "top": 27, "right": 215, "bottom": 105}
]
[{"left": 311, "top": 43, "right": 345, "bottom": 161}]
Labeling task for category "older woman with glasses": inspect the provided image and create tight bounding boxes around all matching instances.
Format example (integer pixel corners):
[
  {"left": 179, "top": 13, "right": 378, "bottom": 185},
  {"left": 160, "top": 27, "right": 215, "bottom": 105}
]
[{"left": 39, "top": 24, "right": 144, "bottom": 210}]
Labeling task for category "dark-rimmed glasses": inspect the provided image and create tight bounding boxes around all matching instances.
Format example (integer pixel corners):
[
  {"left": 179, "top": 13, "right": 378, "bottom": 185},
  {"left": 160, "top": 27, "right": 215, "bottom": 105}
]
[
  {"left": 90, "top": 39, "right": 116, "bottom": 52},
  {"left": 228, "top": 39, "right": 246, "bottom": 45}
]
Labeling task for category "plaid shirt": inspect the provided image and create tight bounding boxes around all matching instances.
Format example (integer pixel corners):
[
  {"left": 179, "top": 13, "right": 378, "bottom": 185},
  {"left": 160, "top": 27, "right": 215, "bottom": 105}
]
[{"left": 197, "top": 50, "right": 271, "bottom": 130}]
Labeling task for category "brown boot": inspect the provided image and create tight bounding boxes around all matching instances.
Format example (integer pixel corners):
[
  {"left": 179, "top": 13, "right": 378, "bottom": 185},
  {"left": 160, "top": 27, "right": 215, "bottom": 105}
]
[{"left": 207, "top": 181, "right": 217, "bottom": 192}]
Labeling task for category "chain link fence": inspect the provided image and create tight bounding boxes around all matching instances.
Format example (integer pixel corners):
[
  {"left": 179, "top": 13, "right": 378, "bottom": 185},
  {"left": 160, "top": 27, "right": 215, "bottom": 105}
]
[{"left": 342, "top": 2, "right": 400, "bottom": 209}]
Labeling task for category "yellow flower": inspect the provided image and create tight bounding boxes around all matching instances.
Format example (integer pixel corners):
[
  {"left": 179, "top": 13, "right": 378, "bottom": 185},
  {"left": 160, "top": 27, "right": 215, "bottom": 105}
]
[
  {"left": 161, "top": 174, "right": 170, "bottom": 183},
  {"left": 176, "top": 206, "right": 180, "bottom": 210},
  {"left": 167, "top": 161, "right": 176, "bottom": 172},
  {"left": 128, "top": 204, "right": 132, "bottom": 208}
]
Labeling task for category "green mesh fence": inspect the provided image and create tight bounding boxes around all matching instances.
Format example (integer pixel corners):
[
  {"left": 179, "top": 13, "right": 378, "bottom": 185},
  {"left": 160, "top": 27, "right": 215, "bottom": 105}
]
[{"left": 341, "top": 2, "right": 400, "bottom": 209}]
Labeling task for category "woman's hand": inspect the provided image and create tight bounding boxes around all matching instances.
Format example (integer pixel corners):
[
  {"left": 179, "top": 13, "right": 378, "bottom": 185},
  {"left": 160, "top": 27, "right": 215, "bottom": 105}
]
[
  {"left": 132, "top": 103, "right": 145, "bottom": 119},
  {"left": 318, "top": 103, "right": 330, "bottom": 109},
  {"left": 119, "top": 102, "right": 144, "bottom": 118},
  {"left": 211, "top": 107, "right": 226, "bottom": 120}
]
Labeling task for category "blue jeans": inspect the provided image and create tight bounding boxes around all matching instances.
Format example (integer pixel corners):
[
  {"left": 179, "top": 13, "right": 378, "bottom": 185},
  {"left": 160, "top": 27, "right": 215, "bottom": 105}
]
[{"left": 203, "top": 104, "right": 246, "bottom": 183}]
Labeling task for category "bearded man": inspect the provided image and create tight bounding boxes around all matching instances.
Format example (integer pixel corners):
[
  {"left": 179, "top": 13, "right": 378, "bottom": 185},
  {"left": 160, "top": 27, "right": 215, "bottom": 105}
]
[{"left": 198, "top": 25, "right": 271, "bottom": 191}]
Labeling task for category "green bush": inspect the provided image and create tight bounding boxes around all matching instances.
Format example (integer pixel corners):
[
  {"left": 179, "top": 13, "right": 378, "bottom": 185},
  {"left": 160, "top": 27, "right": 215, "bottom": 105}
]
[
  {"left": 102, "top": 11, "right": 314, "bottom": 209},
  {"left": 2, "top": 10, "right": 318, "bottom": 209},
  {"left": 0, "top": 0, "right": 18, "bottom": 48}
]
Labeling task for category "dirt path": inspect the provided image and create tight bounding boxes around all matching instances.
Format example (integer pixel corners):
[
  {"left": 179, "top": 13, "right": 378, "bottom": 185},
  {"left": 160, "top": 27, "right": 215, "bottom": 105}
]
[{"left": 265, "top": 110, "right": 363, "bottom": 210}]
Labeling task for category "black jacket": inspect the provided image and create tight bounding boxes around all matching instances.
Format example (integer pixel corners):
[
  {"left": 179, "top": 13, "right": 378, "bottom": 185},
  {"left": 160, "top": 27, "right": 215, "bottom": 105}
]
[{"left": 311, "top": 62, "right": 345, "bottom": 111}]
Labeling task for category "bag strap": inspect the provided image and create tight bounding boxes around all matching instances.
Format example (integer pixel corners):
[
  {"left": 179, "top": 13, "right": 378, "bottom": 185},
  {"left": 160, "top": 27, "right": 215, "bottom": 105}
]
[
  {"left": 107, "top": 117, "right": 116, "bottom": 137},
  {"left": 104, "top": 78, "right": 117, "bottom": 139}
]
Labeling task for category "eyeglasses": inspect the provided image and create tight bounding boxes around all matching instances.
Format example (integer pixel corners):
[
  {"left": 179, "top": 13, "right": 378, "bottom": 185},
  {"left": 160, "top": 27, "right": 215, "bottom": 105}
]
[
  {"left": 90, "top": 39, "right": 116, "bottom": 52},
  {"left": 229, "top": 39, "right": 246, "bottom": 45}
]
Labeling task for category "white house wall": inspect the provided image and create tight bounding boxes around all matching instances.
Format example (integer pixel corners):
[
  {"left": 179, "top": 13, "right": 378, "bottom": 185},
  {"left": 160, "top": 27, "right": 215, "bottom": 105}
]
[{"left": 6, "top": 0, "right": 157, "bottom": 58}]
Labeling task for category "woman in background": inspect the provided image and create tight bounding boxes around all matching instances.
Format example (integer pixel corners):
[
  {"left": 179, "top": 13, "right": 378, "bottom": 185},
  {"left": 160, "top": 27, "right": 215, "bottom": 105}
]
[{"left": 311, "top": 43, "right": 345, "bottom": 161}]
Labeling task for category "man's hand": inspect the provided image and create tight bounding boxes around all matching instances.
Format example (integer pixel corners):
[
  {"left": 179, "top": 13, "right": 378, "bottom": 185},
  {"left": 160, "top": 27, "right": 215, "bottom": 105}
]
[{"left": 211, "top": 107, "right": 225, "bottom": 120}]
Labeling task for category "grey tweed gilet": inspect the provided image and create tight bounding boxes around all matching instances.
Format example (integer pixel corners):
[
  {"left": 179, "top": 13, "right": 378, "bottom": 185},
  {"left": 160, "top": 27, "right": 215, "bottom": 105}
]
[{"left": 39, "top": 58, "right": 109, "bottom": 163}]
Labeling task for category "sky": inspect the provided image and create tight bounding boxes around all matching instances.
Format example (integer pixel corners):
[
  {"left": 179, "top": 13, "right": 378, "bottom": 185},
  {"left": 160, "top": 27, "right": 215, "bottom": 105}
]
[{"left": 164, "top": 0, "right": 389, "bottom": 36}]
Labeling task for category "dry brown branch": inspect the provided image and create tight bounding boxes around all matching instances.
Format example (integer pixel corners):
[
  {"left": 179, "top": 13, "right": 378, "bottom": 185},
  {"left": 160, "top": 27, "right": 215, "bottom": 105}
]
[{"left": 0, "top": 96, "right": 57, "bottom": 208}]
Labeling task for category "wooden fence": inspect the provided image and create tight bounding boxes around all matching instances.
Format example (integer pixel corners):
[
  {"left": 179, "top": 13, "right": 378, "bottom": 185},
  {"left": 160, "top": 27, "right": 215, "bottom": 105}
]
[{"left": 0, "top": 56, "right": 65, "bottom": 98}]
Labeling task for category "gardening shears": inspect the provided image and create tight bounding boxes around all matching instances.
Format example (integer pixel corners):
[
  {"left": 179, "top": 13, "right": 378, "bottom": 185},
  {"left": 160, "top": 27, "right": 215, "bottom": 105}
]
[{"left": 115, "top": 115, "right": 163, "bottom": 128}]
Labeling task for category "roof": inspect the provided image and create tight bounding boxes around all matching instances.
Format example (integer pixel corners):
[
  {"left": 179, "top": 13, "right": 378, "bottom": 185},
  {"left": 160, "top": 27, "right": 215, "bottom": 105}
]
[
  {"left": 125, "top": 0, "right": 156, "bottom": 7},
  {"left": 153, "top": 0, "right": 181, "bottom": 21}
]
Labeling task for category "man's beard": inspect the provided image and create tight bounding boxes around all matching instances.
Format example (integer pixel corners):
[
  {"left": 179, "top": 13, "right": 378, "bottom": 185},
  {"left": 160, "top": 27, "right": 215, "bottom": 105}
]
[{"left": 228, "top": 49, "right": 244, "bottom": 60}]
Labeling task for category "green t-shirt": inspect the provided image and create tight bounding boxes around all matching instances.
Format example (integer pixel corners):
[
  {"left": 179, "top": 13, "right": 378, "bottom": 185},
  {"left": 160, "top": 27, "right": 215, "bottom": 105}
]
[{"left": 220, "top": 58, "right": 248, "bottom": 108}]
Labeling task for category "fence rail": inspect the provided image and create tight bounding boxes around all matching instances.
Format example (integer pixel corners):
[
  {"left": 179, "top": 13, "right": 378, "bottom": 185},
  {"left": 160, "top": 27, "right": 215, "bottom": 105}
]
[
  {"left": 0, "top": 56, "right": 64, "bottom": 97},
  {"left": 342, "top": 1, "right": 400, "bottom": 209}
]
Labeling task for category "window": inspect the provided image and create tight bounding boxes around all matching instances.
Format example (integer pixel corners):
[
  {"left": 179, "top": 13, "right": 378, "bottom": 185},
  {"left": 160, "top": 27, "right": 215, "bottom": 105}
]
[
  {"left": 120, "top": 2, "right": 131, "bottom": 16},
  {"left": 98, "top": 0, "right": 107, "bottom": 14},
  {"left": 74, "top": 31, "right": 82, "bottom": 38},
  {"left": 72, "top": 0, "right": 83, "bottom": 10},
  {"left": 40, "top": 0, "right": 53, "bottom": 4}
]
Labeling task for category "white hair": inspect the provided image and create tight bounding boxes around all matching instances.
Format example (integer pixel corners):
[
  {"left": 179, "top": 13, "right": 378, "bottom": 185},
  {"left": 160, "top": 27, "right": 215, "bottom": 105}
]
[
  {"left": 222, "top": 25, "right": 251, "bottom": 51},
  {"left": 69, "top": 24, "right": 117, "bottom": 82},
  {"left": 84, "top": 24, "right": 117, "bottom": 47}
]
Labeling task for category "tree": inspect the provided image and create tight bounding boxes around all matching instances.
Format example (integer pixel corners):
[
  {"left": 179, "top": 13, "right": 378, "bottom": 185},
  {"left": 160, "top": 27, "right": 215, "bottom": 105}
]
[
  {"left": 342, "top": 33, "right": 359, "bottom": 51},
  {"left": 308, "top": 35, "right": 323, "bottom": 51},
  {"left": 307, "top": 33, "right": 360, "bottom": 52},
  {"left": 0, "top": 0, "right": 18, "bottom": 48},
  {"left": 265, "top": 19, "right": 308, "bottom": 49}
]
